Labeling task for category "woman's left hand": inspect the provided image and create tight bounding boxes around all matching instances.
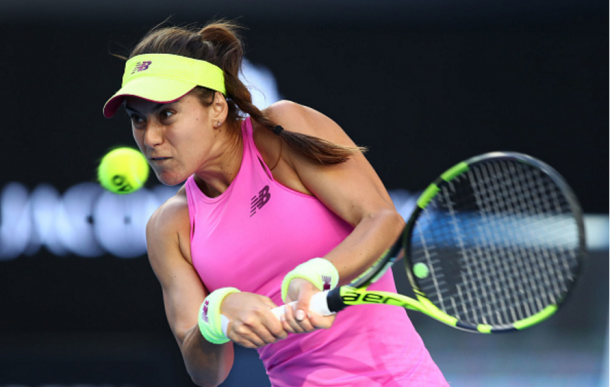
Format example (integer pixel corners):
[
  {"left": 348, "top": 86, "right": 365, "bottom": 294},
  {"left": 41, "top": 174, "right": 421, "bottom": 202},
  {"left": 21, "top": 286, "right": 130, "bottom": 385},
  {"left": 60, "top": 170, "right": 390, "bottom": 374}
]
[{"left": 281, "top": 277, "right": 336, "bottom": 334}]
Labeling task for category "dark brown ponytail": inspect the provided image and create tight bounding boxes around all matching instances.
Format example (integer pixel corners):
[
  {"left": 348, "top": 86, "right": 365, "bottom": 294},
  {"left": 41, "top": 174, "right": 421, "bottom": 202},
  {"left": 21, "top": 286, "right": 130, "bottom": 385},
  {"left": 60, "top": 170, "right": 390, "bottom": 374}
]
[{"left": 129, "top": 20, "right": 365, "bottom": 164}]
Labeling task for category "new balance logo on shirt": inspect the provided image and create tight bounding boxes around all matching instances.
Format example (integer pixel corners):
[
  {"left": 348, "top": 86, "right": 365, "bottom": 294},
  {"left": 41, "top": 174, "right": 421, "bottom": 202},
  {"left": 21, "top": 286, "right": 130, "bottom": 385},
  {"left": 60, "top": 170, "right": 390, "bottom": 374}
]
[{"left": 251, "top": 185, "right": 271, "bottom": 217}]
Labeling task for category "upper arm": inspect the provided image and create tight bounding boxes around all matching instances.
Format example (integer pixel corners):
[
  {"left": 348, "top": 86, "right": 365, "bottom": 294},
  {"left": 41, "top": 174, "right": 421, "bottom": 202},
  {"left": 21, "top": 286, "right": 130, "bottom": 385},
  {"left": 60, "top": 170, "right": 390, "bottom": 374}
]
[
  {"left": 146, "top": 193, "right": 207, "bottom": 346},
  {"left": 266, "top": 101, "right": 397, "bottom": 227}
]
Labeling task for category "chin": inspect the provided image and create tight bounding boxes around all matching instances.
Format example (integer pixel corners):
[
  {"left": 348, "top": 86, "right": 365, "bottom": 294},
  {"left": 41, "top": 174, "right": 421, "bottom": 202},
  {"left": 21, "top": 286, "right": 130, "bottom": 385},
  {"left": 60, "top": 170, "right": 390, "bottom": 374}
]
[{"left": 156, "top": 172, "right": 188, "bottom": 187}]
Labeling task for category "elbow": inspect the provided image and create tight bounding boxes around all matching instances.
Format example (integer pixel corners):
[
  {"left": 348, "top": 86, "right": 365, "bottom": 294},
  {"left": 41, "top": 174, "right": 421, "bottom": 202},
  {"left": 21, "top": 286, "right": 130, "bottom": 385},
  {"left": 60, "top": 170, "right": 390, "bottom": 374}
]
[
  {"left": 183, "top": 344, "right": 233, "bottom": 387},
  {"left": 378, "top": 207, "right": 406, "bottom": 234},
  {"left": 359, "top": 207, "right": 405, "bottom": 235},
  {"left": 189, "top": 369, "right": 229, "bottom": 387},
  {"left": 388, "top": 207, "right": 406, "bottom": 226},
  {"left": 190, "top": 376, "right": 219, "bottom": 387},
  {"left": 187, "top": 363, "right": 231, "bottom": 387},
  {"left": 367, "top": 208, "right": 405, "bottom": 249},
  {"left": 177, "top": 325, "right": 234, "bottom": 387},
  {"left": 386, "top": 209, "right": 406, "bottom": 244},
  {"left": 359, "top": 207, "right": 405, "bottom": 247}
]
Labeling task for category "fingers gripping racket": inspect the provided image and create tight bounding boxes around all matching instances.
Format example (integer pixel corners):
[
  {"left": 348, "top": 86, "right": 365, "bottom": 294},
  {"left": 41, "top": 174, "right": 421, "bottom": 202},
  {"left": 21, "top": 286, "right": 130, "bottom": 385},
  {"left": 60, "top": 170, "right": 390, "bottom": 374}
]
[{"left": 273, "top": 151, "right": 585, "bottom": 333}]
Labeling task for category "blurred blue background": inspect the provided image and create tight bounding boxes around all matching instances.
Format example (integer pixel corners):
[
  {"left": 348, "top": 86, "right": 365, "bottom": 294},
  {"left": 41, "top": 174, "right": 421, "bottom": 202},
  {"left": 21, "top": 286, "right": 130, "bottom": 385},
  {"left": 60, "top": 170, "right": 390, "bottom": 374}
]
[{"left": 0, "top": 1, "right": 607, "bottom": 386}]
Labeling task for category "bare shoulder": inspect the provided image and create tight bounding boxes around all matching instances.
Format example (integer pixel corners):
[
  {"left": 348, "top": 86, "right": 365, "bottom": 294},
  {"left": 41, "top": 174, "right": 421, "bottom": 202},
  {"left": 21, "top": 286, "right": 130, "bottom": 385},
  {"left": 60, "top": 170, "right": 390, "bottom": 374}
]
[
  {"left": 263, "top": 100, "right": 395, "bottom": 228},
  {"left": 254, "top": 100, "right": 369, "bottom": 196},
  {"left": 147, "top": 187, "right": 189, "bottom": 236},
  {"left": 146, "top": 186, "right": 192, "bottom": 265},
  {"left": 264, "top": 100, "right": 357, "bottom": 147}
]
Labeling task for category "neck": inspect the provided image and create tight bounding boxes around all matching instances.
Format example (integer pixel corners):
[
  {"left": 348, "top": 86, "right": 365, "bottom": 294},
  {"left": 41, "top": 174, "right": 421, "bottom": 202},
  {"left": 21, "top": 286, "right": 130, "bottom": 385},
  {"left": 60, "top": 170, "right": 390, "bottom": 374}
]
[{"left": 194, "top": 120, "right": 243, "bottom": 198}]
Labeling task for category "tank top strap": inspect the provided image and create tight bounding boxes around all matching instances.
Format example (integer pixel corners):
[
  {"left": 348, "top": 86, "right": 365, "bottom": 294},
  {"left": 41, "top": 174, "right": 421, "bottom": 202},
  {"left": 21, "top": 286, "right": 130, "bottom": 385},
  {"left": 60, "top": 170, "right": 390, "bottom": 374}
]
[{"left": 241, "top": 117, "right": 275, "bottom": 182}]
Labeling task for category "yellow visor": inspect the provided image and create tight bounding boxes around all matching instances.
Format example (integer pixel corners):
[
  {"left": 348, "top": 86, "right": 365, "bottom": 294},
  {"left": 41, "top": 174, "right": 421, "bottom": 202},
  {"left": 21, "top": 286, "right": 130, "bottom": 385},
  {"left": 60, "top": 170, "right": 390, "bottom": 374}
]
[{"left": 103, "top": 53, "right": 226, "bottom": 118}]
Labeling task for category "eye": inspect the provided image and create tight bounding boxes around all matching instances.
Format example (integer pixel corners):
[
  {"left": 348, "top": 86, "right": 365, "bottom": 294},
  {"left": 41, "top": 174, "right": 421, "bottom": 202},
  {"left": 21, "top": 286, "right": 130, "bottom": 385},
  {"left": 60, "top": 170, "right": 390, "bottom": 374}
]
[
  {"left": 160, "top": 110, "right": 175, "bottom": 120},
  {"left": 129, "top": 114, "right": 146, "bottom": 129},
  {"left": 130, "top": 114, "right": 144, "bottom": 124}
]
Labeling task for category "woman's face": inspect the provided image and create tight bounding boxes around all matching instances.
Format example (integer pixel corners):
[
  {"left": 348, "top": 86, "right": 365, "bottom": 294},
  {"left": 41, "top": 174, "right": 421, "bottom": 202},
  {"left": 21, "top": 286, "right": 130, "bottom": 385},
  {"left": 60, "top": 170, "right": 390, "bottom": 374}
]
[{"left": 125, "top": 92, "right": 218, "bottom": 186}]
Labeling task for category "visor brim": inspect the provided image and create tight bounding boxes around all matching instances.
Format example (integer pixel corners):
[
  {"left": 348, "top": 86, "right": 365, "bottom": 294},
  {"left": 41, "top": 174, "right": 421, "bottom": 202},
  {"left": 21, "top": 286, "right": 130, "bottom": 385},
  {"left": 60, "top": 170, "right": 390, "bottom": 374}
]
[{"left": 103, "top": 77, "right": 197, "bottom": 118}]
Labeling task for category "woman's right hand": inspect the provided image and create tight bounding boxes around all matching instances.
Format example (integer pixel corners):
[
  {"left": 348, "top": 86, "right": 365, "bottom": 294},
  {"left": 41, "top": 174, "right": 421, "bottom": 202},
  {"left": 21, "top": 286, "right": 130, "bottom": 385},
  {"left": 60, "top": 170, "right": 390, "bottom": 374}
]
[{"left": 220, "top": 292, "right": 288, "bottom": 348}]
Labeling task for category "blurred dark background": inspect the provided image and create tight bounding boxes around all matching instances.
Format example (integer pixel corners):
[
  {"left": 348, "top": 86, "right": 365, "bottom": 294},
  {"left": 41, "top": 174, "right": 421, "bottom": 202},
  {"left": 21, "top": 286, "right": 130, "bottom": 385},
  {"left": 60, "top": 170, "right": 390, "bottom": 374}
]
[{"left": 0, "top": 1, "right": 607, "bottom": 386}]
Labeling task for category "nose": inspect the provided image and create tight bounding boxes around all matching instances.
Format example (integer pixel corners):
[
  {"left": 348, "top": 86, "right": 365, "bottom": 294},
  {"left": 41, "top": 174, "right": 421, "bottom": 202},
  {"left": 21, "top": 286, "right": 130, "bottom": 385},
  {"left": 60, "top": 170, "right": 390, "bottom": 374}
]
[{"left": 143, "top": 121, "right": 163, "bottom": 148}]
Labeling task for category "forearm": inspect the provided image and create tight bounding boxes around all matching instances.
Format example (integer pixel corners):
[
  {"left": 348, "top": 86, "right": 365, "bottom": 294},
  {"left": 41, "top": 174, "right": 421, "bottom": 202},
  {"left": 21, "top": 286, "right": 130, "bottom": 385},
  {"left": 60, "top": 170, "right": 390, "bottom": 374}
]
[
  {"left": 280, "top": 208, "right": 404, "bottom": 332},
  {"left": 179, "top": 323, "right": 234, "bottom": 387},
  {"left": 325, "top": 208, "right": 404, "bottom": 284}
]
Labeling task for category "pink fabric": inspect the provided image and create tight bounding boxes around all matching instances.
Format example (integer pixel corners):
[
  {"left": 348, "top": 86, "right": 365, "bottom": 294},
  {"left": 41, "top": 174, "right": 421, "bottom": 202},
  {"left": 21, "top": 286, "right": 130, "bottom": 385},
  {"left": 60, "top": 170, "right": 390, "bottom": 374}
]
[{"left": 185, "top": 118, "right": 448, "bottom": 386}]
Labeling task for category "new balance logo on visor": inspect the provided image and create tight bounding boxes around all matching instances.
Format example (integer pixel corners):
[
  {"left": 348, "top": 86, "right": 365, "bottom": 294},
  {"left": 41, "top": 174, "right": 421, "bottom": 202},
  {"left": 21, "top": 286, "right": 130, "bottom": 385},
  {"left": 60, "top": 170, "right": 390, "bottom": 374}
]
[
  {"left": 322, "top": 275, "right": 332, "bottom": 291},
  {"left": 251, "top": 185, "right": 271, "bottom": 217},
  {"left": 202, "top": 299, "right": 210, "bottom": 323},
  {"left": 131, "top": 61, "right": 152, "bottom": 74}
]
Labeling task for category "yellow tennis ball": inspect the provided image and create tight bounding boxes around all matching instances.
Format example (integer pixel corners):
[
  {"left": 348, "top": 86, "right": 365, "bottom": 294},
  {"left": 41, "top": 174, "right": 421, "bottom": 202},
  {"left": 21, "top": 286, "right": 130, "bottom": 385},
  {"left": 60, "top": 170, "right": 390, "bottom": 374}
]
[
  {"left": 413, "top": 262, "right": 430, "bottom": 279},
  {"left": 97, "top": 147, "right": 149, "bottom": 194}
]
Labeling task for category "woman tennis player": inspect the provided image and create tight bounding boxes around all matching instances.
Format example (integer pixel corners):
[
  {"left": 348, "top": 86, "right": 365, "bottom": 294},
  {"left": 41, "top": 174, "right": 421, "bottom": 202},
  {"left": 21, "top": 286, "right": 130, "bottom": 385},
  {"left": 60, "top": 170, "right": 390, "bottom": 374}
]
[{"left": 103, "top": 20, "right": 448, "bottom": 387}]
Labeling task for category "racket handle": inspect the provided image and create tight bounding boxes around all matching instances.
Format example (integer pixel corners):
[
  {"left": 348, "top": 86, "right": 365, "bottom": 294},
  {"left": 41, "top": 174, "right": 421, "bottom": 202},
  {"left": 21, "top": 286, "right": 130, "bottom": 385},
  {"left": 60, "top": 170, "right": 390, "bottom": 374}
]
[
  {"left": 220, "top": 292, "right": 333, "bottom": 337},
  {"left": 270, "top": 291, "right": 333, "bottom": 319}
]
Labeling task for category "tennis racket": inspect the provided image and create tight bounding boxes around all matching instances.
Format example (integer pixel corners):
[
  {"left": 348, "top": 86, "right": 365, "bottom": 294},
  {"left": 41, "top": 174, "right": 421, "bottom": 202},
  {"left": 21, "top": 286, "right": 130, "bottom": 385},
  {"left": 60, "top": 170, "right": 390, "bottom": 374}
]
[{"left": 272, "top": 151, "right": 585, "bottom": 333}]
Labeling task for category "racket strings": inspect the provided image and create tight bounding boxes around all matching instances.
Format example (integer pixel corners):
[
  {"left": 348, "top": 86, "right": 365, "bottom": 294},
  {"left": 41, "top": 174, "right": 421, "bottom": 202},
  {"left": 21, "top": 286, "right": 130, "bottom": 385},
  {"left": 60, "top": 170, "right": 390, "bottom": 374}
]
[
  {"left": 411, "top": 159, "right": 581, "bottom": 328},
  {"left": 472, "top": 163, "right": 554, "bottom": 320},
  {"left": 466, "top": 162, "right": 574, "bottom": 323}
]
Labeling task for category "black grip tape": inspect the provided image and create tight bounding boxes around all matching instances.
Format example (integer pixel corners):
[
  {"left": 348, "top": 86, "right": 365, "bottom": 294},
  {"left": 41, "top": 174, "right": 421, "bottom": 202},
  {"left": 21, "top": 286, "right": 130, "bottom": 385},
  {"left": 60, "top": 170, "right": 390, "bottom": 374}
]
[{"left": 326, "top": 287, "right": 347, "bottom": 313}]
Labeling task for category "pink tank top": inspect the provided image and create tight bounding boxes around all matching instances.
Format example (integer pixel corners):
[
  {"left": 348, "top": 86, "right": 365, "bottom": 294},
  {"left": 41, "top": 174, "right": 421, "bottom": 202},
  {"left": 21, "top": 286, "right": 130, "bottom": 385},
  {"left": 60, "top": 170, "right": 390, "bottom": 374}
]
[{"left": 185, "top": 118, "right": 448, "bottom": 387}]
